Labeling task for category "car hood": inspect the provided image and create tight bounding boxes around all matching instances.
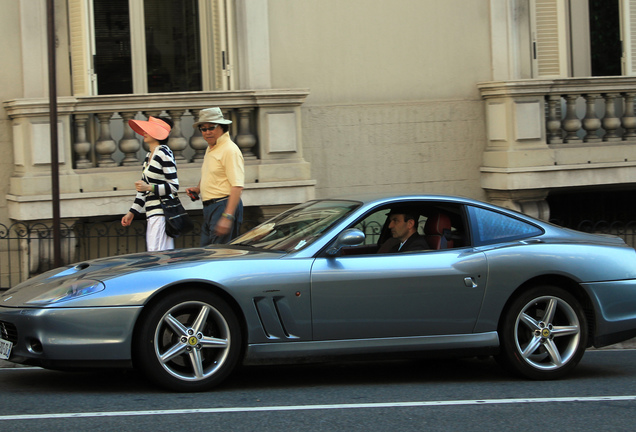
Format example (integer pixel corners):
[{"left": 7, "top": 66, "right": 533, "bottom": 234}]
[{"left": 1, "top": 246, "right": 283, "bottom": 306}]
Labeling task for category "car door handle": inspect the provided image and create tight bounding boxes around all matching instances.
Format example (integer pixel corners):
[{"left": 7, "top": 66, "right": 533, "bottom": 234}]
[{"left": 464, "top": 277, "right": 478, "bottom": 288}]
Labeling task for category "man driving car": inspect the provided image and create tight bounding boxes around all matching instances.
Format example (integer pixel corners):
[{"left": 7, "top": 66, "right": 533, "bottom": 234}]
[{"left": 379, "top": 207, "right": 429, "bottom": 253}]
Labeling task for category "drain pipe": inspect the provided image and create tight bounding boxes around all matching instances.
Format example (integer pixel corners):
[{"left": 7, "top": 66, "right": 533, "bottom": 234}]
[{"left": 47, "top": 0, "right": 61, "bottom": 268}]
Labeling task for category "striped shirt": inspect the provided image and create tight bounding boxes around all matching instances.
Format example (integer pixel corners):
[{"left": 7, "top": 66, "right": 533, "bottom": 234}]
[{"left": 129, "top": 145, "right": 179, "bottom": 218}]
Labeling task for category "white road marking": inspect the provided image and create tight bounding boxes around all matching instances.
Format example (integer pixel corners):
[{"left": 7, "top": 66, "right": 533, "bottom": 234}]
[{"left": 1, "top": 396, "right": 635, "bottom": 421}]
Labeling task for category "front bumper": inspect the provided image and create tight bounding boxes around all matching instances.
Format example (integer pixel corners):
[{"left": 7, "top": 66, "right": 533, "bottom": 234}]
[{"left": 0, "top": 305, "right": 142, "bottom": 368}]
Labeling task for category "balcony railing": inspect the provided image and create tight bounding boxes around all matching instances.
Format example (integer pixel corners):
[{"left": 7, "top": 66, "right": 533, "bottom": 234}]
[
  {"left": 5, "top": 89, "right": 309, "bottom": 167},
  {"left": 477, "top": 77, "right": 636, "bottom": 220},
  {"left": 545, "top": 90, "right": 636, "bottom": 145},
  {"left": 75, "top": 107, "right": 256, "bottom": 168},
  {"left": 3, "top": 90, "right": 315, "bottom": 222},
  {"left": 479, "top": 77, "right": 636, "bottom": 144}
]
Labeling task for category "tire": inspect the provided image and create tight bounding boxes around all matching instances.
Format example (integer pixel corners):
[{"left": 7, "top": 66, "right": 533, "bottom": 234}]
[
  {"left": 133, "top": 288, "right": 242, "bottom": 392},
  {"left": 496, "top": 285, "right": 588, "bottom": 380}
]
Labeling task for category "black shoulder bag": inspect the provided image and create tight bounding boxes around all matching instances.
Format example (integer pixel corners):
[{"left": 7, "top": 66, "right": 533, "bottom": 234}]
[{"left": 160, "top": 195, "right": 194, "bottom": 238}]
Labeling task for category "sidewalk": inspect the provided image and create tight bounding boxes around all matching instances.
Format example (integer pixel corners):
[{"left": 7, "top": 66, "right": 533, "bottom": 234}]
[
  {"left": 2, "top": 338, "right": 635, "bottom": 369},
  {"left": 0, "top": 360, "right": 24, "bottom": 368},
  {"left": 590, "top": 337, "right": 636, "bottom": 350}
]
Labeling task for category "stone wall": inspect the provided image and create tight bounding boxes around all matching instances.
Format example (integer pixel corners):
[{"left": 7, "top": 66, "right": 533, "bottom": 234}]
[{"left": 302, "top": 100, "right": 488, "bottom": 200}]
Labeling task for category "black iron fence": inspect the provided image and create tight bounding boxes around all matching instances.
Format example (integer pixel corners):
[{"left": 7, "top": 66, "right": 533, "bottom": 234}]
[
  {"left": 0, "top": 217, "right": 259, "bottom": 290},
  {"left": 566, "top": 220, "right": 636, "bottom": 248},
  {"left": 2, "top": 218, "right": 636, "bottom": 291}
]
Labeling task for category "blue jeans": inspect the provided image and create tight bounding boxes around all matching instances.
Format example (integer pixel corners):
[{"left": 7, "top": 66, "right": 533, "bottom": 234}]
[{"left": 200, "top": 199, "right": 243, "bottom": 246}]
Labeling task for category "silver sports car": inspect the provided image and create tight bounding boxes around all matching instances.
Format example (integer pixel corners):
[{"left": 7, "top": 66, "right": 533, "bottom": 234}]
[{"left": 2, "top": 194, "right": 636, "bottom": 392}]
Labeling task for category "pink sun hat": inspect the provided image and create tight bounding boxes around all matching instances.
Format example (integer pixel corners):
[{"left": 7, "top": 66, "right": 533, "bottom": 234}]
[{"left": 128, "top": 116, "right": 171, "bottom": 140}]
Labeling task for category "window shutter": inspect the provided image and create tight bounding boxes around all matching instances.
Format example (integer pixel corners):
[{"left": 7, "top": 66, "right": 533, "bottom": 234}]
[
  {"left": 621, "top": 0, "right": 636, "bottom": 75},
  {"left": 68, "top": 0, "right": 96, "bottom": 95},
  {"left": 196, "top": 0, "right": 234, "bottom": 91},
  {"left": 531, "top": 0, "right": 569, "bottom": 78}
]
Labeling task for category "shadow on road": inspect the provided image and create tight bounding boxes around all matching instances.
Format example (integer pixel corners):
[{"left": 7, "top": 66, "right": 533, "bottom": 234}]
[{"left": 2, "top": 351, "right": 633, "bottom": 394}]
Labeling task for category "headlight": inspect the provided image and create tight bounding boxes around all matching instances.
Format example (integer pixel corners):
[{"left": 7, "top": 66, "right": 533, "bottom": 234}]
[{"left": 25, "top": 279, "right": 105, "bottom": 305}]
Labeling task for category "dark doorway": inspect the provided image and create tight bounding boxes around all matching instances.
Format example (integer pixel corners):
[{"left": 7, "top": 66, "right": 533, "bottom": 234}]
[
  {"left": 144, "top": 0, "right": 202, "bottom": 93},
  {"left": 93, "top": 0, "right": 133, "bottom": 95},
  {"left": 589, "top": 0, "right": 622, "bottom": 76},
  {"left": 548, "top": 188, "right": 636, "bottom": 227},
  {"left": 92, "top": 0, "right": 202, "bottom": 95}
]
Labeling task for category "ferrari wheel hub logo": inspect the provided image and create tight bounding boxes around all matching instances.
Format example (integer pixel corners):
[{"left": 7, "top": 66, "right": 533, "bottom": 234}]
[
  {"left": 188, "top": 336, "right": 199, "bottom": 346},
  {"left": 541, "top": 328, "right": 551, "bottom": 338}
]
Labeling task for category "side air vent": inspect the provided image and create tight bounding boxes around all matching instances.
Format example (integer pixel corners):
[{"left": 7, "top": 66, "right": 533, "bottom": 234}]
[{"left": 253, "top": 296, "right": 299, "bottom": 340}]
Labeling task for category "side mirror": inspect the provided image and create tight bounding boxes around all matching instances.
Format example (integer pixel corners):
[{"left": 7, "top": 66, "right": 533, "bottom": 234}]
[{"left": 326, "top": 228, "right": 365, "bottom": 256}]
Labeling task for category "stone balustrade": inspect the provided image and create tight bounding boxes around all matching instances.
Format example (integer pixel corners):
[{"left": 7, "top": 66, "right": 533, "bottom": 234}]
[
  {"left": 3, "top": 90, "right": 315, "bottom": 222},
  {"left": 478, "top": 77, "right": 636, "bottom": 220},
  {"left": 546, "top": 91, "right": 636, "bottom": 144},
  {"left": 73, "top": 106, "right": 260, "bottom": 169},
  {"left": 479, "top": 77, "right": 636, "bottom": 146}
]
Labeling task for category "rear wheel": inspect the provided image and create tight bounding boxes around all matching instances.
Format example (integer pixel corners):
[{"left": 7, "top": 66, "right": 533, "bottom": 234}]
[
  {"left": 134, "top": 289, "right": 242, "bottom": 392},
  {"left": 496, "top": 285, "right": 588, "bottom": 380}
]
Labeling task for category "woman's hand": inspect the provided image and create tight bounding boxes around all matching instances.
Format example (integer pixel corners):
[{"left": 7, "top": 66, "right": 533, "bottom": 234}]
[
  {"left": 121, "top": 212, "right": 134, "bottom": 227},
  {"left": 135, "top": 180, "right": 152, "bottom": 192}
]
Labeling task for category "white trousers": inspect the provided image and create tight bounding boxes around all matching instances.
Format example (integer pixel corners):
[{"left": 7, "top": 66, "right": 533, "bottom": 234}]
[{"left": 146, "top": 215, "right": 174, "bottom": 251}]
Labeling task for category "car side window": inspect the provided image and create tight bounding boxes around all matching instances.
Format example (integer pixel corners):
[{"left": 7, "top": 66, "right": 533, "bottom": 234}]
[
  {"left": 353, "top": 210, "right": 387, "bottom": 246},
  {"left": 468, "top": 206, "right": 543, "bottom": 246},
  {"left": 343, "top": 202, "right": 469, "bottom": 255}
]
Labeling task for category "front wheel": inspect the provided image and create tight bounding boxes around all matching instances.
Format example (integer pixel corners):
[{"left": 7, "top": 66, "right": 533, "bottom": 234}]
[
  {"left": 496, "top": 285, "right": 588, "bottom": 380},
  {"left": 133, "top": 289, "right": 242, "bottom": 392}
]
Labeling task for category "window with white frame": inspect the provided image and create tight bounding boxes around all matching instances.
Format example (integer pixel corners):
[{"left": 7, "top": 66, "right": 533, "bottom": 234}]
[
  {"left": 68, "top": 0, "right": 235, "bottom": 96},
  {"left": 529, "top": 0, "right": 636, "bottom": 78}
]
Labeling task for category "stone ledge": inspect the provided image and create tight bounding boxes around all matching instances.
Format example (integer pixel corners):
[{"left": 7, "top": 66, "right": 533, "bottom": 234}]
[
  {"left": 481, "top": 161, "right": 636, "bottom": 191},
  {"left": 6, "top": 179, "right": 316, "bottom": 221}
]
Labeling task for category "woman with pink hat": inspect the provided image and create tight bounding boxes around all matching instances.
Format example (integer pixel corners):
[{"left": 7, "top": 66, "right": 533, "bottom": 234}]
[{"left": 121, "top": 116, "right": 179, "bottom": 251}]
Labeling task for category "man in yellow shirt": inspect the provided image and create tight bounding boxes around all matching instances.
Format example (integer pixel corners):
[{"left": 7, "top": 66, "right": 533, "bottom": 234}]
[{"left": 186, "top": 108, "right": 245, "bottom": 245}]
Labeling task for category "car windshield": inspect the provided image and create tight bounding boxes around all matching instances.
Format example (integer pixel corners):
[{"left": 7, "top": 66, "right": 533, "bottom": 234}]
[{"left": 230, "top": 200, "right": 360, "bottom": 252}]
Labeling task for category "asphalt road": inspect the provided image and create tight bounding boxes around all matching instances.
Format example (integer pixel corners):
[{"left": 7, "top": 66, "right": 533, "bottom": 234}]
[{"left": 1, "top": 349, "right": 636, "bottom": 431}]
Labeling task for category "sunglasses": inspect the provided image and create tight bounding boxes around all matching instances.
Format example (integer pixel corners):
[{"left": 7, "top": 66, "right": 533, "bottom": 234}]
[{"left": 199, "top": 125, "right": 219, "bottom": 132}]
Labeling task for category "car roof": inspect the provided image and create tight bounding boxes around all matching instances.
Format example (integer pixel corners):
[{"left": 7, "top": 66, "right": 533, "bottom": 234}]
[{"left": 322, "top": 193, "right": 487, "bottom": 208}]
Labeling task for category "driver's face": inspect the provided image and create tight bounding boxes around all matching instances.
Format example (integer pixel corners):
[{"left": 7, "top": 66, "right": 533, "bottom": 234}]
[{"left": 388, "top": 214, "right": 411, "bottom": 242}]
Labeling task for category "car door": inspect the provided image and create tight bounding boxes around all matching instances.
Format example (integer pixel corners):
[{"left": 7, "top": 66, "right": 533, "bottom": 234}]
[{"left": 310, "top": 248, "right": 488, "bottom": 341}]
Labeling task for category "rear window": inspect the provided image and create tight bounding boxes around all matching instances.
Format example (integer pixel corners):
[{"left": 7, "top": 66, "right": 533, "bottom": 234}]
[{"left": 468, "top": 206, "right": 543, "bottom": 246}]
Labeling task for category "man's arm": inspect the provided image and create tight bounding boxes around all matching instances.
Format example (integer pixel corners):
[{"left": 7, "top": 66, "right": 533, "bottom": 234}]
[
  {"left": 185, "top": 181, "right": 201, "bottom": 200},
  {"left": 215, "top": 186, "right": 243, "bottom": 235}
]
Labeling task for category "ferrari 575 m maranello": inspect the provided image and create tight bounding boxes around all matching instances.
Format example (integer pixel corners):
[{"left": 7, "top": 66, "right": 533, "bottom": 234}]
[{"left": 2, "top": 194, "right": 636, "bottom": 391}]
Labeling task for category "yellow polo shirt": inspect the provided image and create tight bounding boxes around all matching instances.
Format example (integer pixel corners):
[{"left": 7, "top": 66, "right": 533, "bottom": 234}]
[{"left": 200, "top": 133, "right": 245, "bottom": 201}]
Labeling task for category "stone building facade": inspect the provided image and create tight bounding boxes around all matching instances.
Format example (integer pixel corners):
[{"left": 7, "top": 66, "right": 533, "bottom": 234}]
[{"left": 1, "top": 0, "right": 636, "bottom": 265}]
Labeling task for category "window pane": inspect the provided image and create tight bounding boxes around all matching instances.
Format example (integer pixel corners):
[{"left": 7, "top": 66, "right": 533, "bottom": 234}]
[
  {"left": 469, "top": 206, "right": 543, "bottom": 246},
  {"left": 93, "top": 0, "right": 133, "bottom": 95},
  {"left": 144, "top": 0, "right": 202, "bottom": 92}
]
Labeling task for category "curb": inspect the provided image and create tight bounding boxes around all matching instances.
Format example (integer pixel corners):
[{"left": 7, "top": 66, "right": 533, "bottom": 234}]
[
  {"left": 589, "top": 338, "right": 636, "bottom": 350},
  {"left": 0, "top": 360, "right": 28, "bottom": 369}
]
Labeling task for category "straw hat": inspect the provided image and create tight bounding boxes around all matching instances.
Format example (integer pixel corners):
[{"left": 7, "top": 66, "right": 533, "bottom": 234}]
[
  {"left": 128, "top": 116, "right": 171, "bottom": 140},
  {"left": 193, "top": 107, "right": 232, "bottom": 128}
]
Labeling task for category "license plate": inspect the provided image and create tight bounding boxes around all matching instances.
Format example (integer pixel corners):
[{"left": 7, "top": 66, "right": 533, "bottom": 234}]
[{"left": 0, "top": 337, "right": 12, "bottom": 360}]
